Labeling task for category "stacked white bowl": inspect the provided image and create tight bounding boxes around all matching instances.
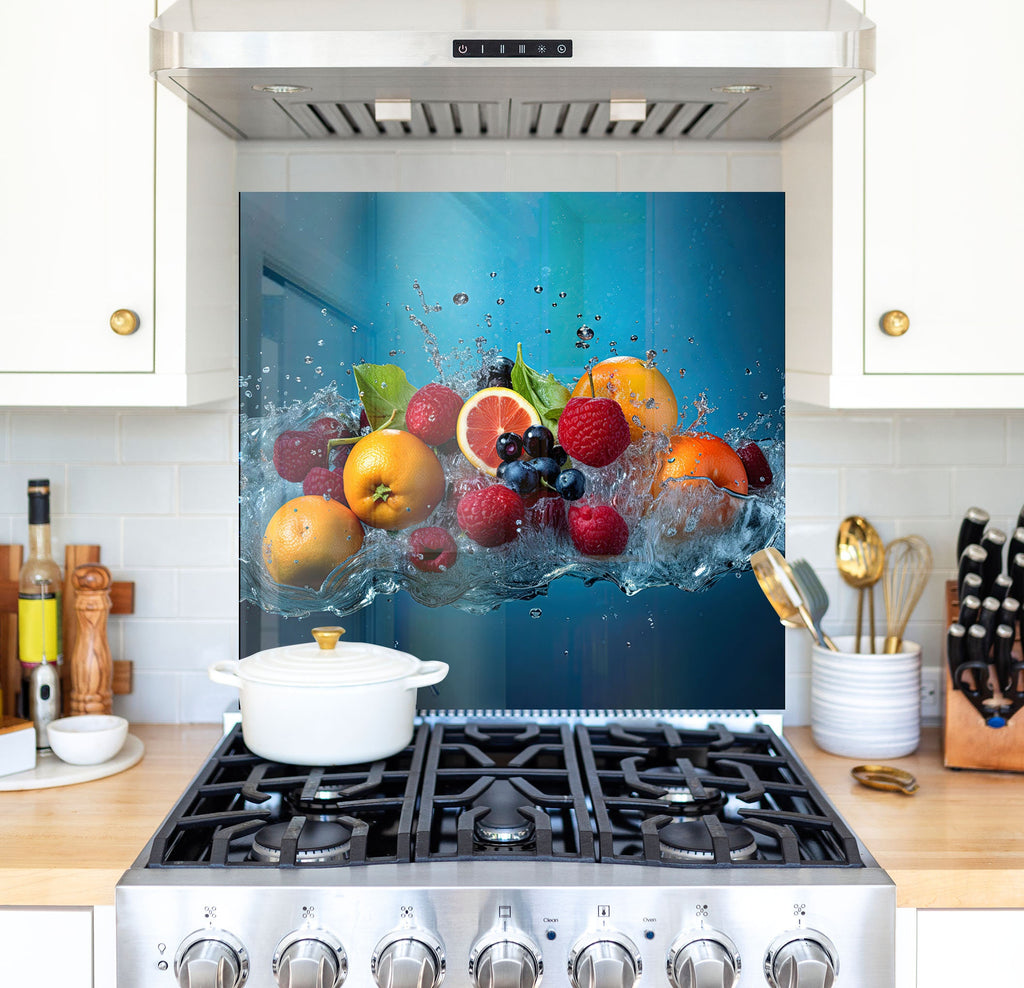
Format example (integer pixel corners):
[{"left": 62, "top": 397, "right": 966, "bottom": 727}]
[{"left": 810, "top": 635, "right": 921, "bottom": 759}]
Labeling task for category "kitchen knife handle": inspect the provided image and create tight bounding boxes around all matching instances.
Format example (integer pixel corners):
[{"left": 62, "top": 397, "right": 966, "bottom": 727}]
[
  {"left": 1008, "top": 527, "right": 1024, "bottom": 569},
  {"left": 978, "top": 596, "right": 1002, "bottom": 652},
  {"left": 990, "top": 573, "right": 1014, "bottom": 604},
  {"left": 965, "top": 624, "right": 993, "bottom": 698},
  {"left": 1010, "top": 552, "right": 1024, "bottom": 606},
  {"left": 998, "top": 596, "right": 1020, "bottom": 633},
  {"left": 947, "top": 623, "right": 966, "bottom": 690},
  {"left": 958, "top": 594, "right": 982, "bottom": 629},
  {"left": 959, "top": 544, "right": 988, "bottom": 599},
  {"left": 994, "top": 624, "right": 1016, "bottom": 695},
  {"left": 980, "top": 529, "right": 1008, "bottom": 587},
  {"left": 957, "top": 507, "right": 990, "bottom": 562}
]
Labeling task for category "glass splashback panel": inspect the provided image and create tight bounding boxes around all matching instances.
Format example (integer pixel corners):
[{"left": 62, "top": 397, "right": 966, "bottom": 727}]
[{"left": 239, "top": 192, "right": 785, "bottom": 711}]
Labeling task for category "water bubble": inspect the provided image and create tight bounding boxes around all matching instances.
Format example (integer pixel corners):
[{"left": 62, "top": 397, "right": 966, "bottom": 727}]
[
  {"left": 577, "top": 313, "right": 583, "bottom": 319},
  {"left": 244, "top": 390, "right": 252, "bottom": 398},
  {"left": 304, "top": 355, "right": 313, "bottom": 364},
  {"left": 294, "top": 376, "right": 301, "bottom": 383},
  {"left": 262, "top": 366, "right": 270, "bottom": 374},
  {"left": 544, "top": 328, "right": 551, "bottom": 334},
  {"left": 577, "top": 324, "right": 594, "bottom": 342},
  {"left": 351, "top": 326, "right": 358, "bottom": 333},
  {"left": 453, "top": 292, "right": 469, "bottom": 305},
  {"left": 534, "top": 285, "right": 543, "bottom": 294},
  {"left": 315, "top": 366, "right": 323, "bottom": 375},
  {"left": 558, "top": 291, "right": 567, "bottom": 298},
  {"left": 645, "top": 349, "right": 657, "bottom": 363},
  {"left": 594, "top": 314, "right": 601, "bottom": 321},
  {"left": 317, "top": 339, "right": 324, "bottom": 347},
  {"left": 630, "top": 334, "right": 639, "bottom": 342},
  {"left": 496, "top": 298, "right": 505, "bottom": 305},
  {"left": 530, "top": 608, "right": 543, "bottom": 618},
  {"left": 759, "top": 392, "right": 768, "bottom": 400},
  {"left": 688, "top": 336, "right": 695, "bottom": 344},
  {"left": 678, "top": 368, "right": 686, "bottom": 379},
  {"left": 745, "top": 368, "right": 752, "bottom": 375},
  {"left": 489, "top": 272, "right": 498, "bottom": 278},
  {"left": 320, "top": 308, "right": 328, "bottom": 316},
  {"left": 551, "top": 303, "right": 558, "bottom": 308},
  {"left": 575, "top": 341, "right": 590, "bottom": 350}
]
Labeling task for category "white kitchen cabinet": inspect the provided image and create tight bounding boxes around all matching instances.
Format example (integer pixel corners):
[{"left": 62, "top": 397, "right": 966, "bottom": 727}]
[
  {"left": 0, "top": 1, "right": 236, "bottom": 407},
  {"left": 916, "top": 909, "right": 1022, "bottom": 985},
  {"left": 784, "top": 0, "right": 1024, "bottom": 408},
  {"left": 0, "top": 907, "right": 94, "bottom": 987}
]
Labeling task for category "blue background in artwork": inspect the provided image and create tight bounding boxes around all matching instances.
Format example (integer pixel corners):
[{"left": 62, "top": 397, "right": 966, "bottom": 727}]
[{"left": 239, "top": 192, "right": 786, "bottom": 712}]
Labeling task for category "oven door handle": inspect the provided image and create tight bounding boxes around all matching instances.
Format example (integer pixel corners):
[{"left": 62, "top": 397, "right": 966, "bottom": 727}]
[{"left": 209, "top": 660, "right": 243, "bottom": 688}]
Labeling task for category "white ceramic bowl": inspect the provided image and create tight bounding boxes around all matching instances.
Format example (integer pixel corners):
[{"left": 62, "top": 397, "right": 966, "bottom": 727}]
[{"left": 47, "top": 715, "right": 128, "bottom": 765}]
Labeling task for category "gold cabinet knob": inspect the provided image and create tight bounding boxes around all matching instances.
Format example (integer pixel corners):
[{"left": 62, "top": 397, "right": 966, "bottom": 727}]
[
  {"left": 880, "top": 310, "right": 910, "bottom": 337},
  {"left": 311, "top": 626, "right": 345, "bottom": 650},
  {"left": 109, "top": 309, "right": 140, "bottom": 336}
]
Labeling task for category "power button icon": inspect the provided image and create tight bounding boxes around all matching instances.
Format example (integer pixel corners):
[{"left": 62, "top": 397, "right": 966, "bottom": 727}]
[{"left": 458, "top": 44, "right": 468, "bottom": 54}]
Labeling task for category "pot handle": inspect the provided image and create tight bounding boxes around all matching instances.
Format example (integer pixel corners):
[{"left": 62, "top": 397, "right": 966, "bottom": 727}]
[
  {"left": 404, "top": 660, "right": 449, "bottom": 691},
  {"left": 209, "top": 660, "right": 242, "bottom": 689}
]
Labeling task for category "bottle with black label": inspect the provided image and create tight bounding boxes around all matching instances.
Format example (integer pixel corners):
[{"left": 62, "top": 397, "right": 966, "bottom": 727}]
[{"left": 18, "top": 479, "right": 62, "bottom": 736}]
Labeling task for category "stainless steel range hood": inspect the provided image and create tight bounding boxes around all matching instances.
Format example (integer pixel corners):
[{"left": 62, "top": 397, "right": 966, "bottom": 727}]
[{"left": 151, "top": 0, "right": 874, "bottom": 142}]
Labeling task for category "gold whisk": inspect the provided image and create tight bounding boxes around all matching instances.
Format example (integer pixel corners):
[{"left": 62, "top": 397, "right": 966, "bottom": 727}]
[{"left": 882, "top": 535, "right": 933, "bottom": 654}]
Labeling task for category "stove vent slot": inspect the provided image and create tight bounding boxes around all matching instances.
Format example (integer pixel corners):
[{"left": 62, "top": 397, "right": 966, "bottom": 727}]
[
  {"left": 512, "top": 100, "right": 737, "bottom": 139},
  {"left": 281, "top": 100, "right": 506, "bottom": 138}
]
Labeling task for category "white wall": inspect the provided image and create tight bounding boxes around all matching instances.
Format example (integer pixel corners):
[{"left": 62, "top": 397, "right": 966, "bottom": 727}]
[{"left": 4, "top": 141, "right": 1017, "bottom": 724}]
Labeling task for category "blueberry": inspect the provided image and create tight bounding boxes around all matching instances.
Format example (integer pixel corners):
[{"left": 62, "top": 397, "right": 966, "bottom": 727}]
[
  {"left": 495, "top": 432, "right": 523, "bottom": 462},
  {"left": 550, "top": 445, "right": 568, "bottom": 468},
  {"left": 523, "top": 425, "right": 554, "bottom": 458},
  {"left": 487, "top": 356, "right": 515, "bottom": 390},
  {"left": 530, "top": 456, "right": 560, "bottom": 487},
  {"left": 488, "top": 373, "right": 513, "bottom": 389},
  {"left": 496, "top": 460, "right": 511, "bottom": 481},
  {"left": 501, "top": 460, "right": 539, "bottom": 495},
  {"left": 555, "top": 468, "right": 586, "bottom": 501}
]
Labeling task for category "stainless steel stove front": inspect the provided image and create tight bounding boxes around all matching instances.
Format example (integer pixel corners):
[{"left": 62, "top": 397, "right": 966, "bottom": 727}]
[{"left": 116, "top": 860, "right": 895, "bottom": 988}]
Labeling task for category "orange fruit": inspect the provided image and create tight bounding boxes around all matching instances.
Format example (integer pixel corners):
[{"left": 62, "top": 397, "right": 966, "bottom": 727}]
[
  {"left": 343, "top": 428, "right": 446, "bottom": 530},
  {"left": 262, "top": 495, "right": 364, "bottom": 588},
  {"left": 651, "top": 432, "right": 749, "bottom": 532},
  {"left": 571, "top": 356, "right": 679, "bottom": 442},
  {"left": 455, "top": 387, "right": 542, "bottom": 476}
]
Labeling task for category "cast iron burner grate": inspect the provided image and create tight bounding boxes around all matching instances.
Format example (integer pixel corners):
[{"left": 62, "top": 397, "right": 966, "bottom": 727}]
[{"left": 142, "top": 720, "right": 863, "bottom": 870}]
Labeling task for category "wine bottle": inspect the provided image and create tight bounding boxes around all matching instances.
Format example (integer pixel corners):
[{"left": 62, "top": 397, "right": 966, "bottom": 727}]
[{"left": 18, "top": 479, "right": 62, "bottom": 722}]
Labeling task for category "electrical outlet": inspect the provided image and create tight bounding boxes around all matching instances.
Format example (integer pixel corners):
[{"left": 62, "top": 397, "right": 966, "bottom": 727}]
[{"left": 920, "top": 667, "right": 942, "bottom": 720}]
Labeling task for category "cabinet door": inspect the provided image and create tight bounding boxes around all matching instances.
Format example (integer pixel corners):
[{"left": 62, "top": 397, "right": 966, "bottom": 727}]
[
  {"left": 0, "top": 907, "right": 94, "bottom": 987},
  {"left": 863, "top": 0, "right": 1024, "bottom": 375},
  {"left": 0, "top": 0, "right": 154, "bottom": 374}
]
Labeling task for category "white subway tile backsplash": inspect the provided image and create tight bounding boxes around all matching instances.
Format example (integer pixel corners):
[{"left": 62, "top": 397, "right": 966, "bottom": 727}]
[
  {"left": 122, "top": 619, "right": 237, "bottom": 671},
  {"left": 1008, "top": 416, "right": 1024, "bottom": 465},
  {"left": 898, "top": 413, "right": 1006, "bottom": 466},
  {"left": 399, "top": 153, "right": 509, "bottom": 191},
  {"left": 843, "top": 467, "right": 951, "bottom": 518},
  {"left": 787, "top": 415, "right": 892, "bottom": 466},
  {"left": 121, "top": 412, "right": 230, "bottom": 463},
  {"left": 950, "top": 466, "right": 1024, "bottom": 520},
  {"left": 784, "top": 468, "right": 840, "bottom": 518},
  {"left": 178, "top": 569, "right": 239, "bottom": 619},
  {"left": 179, "top": 671, "right": 239, "bottom": 724},
  {"left": 69, "top": 465, "right": 177, "bottom": 515},
  {"left": 10, "top": 412, "right": 117, "bottom": 463},
  {"left": 118, "top": 568, "right": 179, "bottom": 619},
  {"left": 180, "top": 465, "right": 239, "bottom": 516},
  {"left": 618, "top": 152, "right": 727, "bottom": 191},
  {"left": 728, "top": 153, "right": 783, "bottom": 191},
  {"left": 123, "top": 517, "right": 236, "bottom": 568},
  {"left": 113, "top": 670, "right": 181, "bottom": 724},
  {"left": 49, "top": 517, "right": 124, "bottom": 567},
  {"left": 0, "top": 465, "right": 67, "bottom": 514},
  {"left": 508, "top": 152, "right": 616, "bottom": 191}
]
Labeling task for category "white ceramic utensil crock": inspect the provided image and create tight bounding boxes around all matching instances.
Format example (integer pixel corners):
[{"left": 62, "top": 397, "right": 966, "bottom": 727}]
[{"left": 209, "top": 626, "right": 448, "bottom": 765}]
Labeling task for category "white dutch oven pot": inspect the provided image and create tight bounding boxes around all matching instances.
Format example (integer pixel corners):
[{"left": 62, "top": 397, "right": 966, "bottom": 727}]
[{"left": 209, "top": 626, "right": 448, "bottom": 765}]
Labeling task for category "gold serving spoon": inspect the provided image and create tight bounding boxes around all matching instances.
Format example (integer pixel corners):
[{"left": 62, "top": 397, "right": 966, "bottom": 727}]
[{"left": 836, "top": 516, "right": 886, "bottom": 653}]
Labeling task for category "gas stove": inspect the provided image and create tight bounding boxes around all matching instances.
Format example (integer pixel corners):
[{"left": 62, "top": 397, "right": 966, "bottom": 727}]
[{"left": 116, "top": 718, "right": 894, "bottom": 987}]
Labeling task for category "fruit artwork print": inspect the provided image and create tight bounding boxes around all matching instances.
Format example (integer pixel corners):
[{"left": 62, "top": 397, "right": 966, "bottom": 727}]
[{"left": 239, "top": 192, "right": 786, "bottom": 712}]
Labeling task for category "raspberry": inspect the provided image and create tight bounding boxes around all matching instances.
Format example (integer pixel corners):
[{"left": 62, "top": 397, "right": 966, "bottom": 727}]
[
  {"left": 405, "top": 383, "right": 464, "bottom": 446},
  {"left": 567, "top": 503, "right": 629, "bottom": 556},
  {"left": 556, "top": 397, "right": 631, "bottom": 467},
  {"left": 273, "top": 430, "right": 327, "bottom": 483},
  {"left": 309, "top": 417, "right": 342, "bottom": 438},
  {"left": 736, "top": 441, "right": 773, "bottom": 491},
  {"left": 302, "top": 466, "right": 348, "bottom": 505},
  {"left": 457, "top": 485, "right": 525, "bottom": 547},
  {"left": 408, "top": 526, "right": 458, "bottom": 572}
]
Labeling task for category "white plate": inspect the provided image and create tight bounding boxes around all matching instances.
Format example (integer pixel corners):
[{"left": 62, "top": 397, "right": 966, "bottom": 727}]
[{"left": 0, "top": 733, "right": 143, "bottom": 791}]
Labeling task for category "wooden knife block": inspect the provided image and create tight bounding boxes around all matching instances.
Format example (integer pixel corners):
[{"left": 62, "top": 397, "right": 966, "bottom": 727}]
[
  {"left": 943, "top": 580, "right": 1024, "bottom": 771},
  {"left": 0, "top": 544, "right": 134, "bottom": 718}
]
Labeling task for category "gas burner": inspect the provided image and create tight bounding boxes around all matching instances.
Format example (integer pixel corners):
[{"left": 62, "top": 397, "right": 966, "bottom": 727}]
[
  {"left": 656, "top": 785, "right": 727, "bottom": 818},
  {"left": 251, "top": 820, "right": 352, "bottom": 864},
  {"left": 471, "top": 780, "right": 536, "bottom": 845},
  {"left": 657, "top": 821, "right": 757, "bottom": 863},
  {"left": 285, "top": 785, "right": 353, "bottom": 820}
]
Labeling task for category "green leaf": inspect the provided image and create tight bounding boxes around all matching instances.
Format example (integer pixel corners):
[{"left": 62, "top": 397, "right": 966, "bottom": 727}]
[
  {"left": 510, "top": 343, "right": 571, "bottom": 434},
  {"left": 353, "top": 363, "right": 417, "bottom": 430}
]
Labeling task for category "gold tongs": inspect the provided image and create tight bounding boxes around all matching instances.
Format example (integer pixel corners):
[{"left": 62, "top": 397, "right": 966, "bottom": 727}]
[{"left": 850, "top": 764, "right": 919, "bottom": 795}]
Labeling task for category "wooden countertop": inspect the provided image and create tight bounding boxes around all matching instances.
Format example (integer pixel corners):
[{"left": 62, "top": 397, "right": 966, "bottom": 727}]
[{"left": 1, "top": 725, "right": 1020, "bottom": 909}]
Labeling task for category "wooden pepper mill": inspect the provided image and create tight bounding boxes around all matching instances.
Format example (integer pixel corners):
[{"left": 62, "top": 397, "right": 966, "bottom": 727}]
[{"left": 69, "top": 564, "right": 113, "bottom": 715}]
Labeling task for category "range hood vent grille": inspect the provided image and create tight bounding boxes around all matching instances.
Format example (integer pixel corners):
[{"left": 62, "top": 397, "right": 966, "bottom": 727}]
[{"left": 280, "top": 99, "right": 736, "bottom": 140}]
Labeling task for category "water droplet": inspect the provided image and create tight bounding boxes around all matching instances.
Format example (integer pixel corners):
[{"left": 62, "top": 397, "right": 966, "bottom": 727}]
[
  {"left": 304, "top": 355, "right": 313, "bottom": 364},
  {"left": 314, "top": 366, "right": 323, "bottom": 375},
  {"left": 688, "top": 336, "right": 695, "bottom": 344},
  {"left": 490, "top": 272, "right": 498, "bottom": 278},
  {"left": 558, "top": 291, "right": 567, "bottom": 298},
  {"left": 351, "top": 326, "right": 358, "bottom": 333},
  {"left": 630, "top": 334, "right": 639, "bottom": 342},
  {"left": 678, "top": 368, "right": 686, "bottom": 379},
  {"left": 594, "top": 314, "right": 601, "bottom": 321},
  {"left": 577, "top": 324, "right": 594, "bottom": 342},
  {"left": 496, "top": 298, "right": 505, "bottom": 305},
  {"left": 544, "top": 328, "right": 551, "bottom": 334},
  {"left": 575, "top": 340, "right": 590, "bottom": 349},
  {"left": 244, "top": 390, "right": 252, "bottom": 398},
  {"left": 576, "top": 313, "right": 583, "bottom": 318},
  {"left": 645, "top": 349, "right": 657, "bottom": 363},
  {"left": 320, "top": 308, "right": 328, "bottom": 316},
  {"left": 530, "top": 608, "right": 543, "bottom": 618},
  {"left": 534, "top": 285, "right": 543, "bottom": 294},
  {"left": 745, "top": 368, "right": 752, "bottom": 375},
  {"left": 453, "top": 292, "right": 469, "bottom": 305},
  {"left": 551, "top": 302, "right": 558, "bottom": 308},
  {"left": 759, "top": 392, "right": 768, "bottom": 400},
  {"left": 317, "top": 339, "right": 324, "bottom": 347},
  {"left": 262, "top": 366, "right": 270, "bottom": 374}
]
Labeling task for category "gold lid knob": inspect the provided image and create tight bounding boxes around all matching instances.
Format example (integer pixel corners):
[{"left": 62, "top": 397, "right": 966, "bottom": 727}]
[
  {"left": 311, "top": 626, "right": 345, "bottom": 650},
  {"left": 880, "top": 310, "right": 910, "bottom": 337},
  {"left": 110, "top": 309, "right": 140, "bottom": 336}
]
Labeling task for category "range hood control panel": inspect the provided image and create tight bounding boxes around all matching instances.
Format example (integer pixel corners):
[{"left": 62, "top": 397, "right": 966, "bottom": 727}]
[{"left": 452, "top": 40, "right": 573, "bottom": 58}]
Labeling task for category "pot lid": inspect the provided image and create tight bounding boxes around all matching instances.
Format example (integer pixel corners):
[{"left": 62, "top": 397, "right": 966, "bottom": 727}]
[{"left": 238, "top": 627, "right": 424, "bottom": 687}]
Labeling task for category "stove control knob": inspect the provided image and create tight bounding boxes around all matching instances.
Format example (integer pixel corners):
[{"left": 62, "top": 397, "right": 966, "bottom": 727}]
[
  {"left": 174, "top": 930, "right": 249, "bottom": 988},
  {"left": 668, "top": 932, "right": 740, "bottom": 988},
  {"left": 273, "top": 931, "right": 347, "bottom": 988},
  {"left": 470, "top": 934, "right": 543, "bottom": 988},
  {"left": 764, "top": 931, "right": 838, "bottom": 988},
  {"left": 372, "top": 931, "right": 446, "bottom": 988},
  {"left": 568, "top": 934, "right": 642, "bottom": 988}
]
